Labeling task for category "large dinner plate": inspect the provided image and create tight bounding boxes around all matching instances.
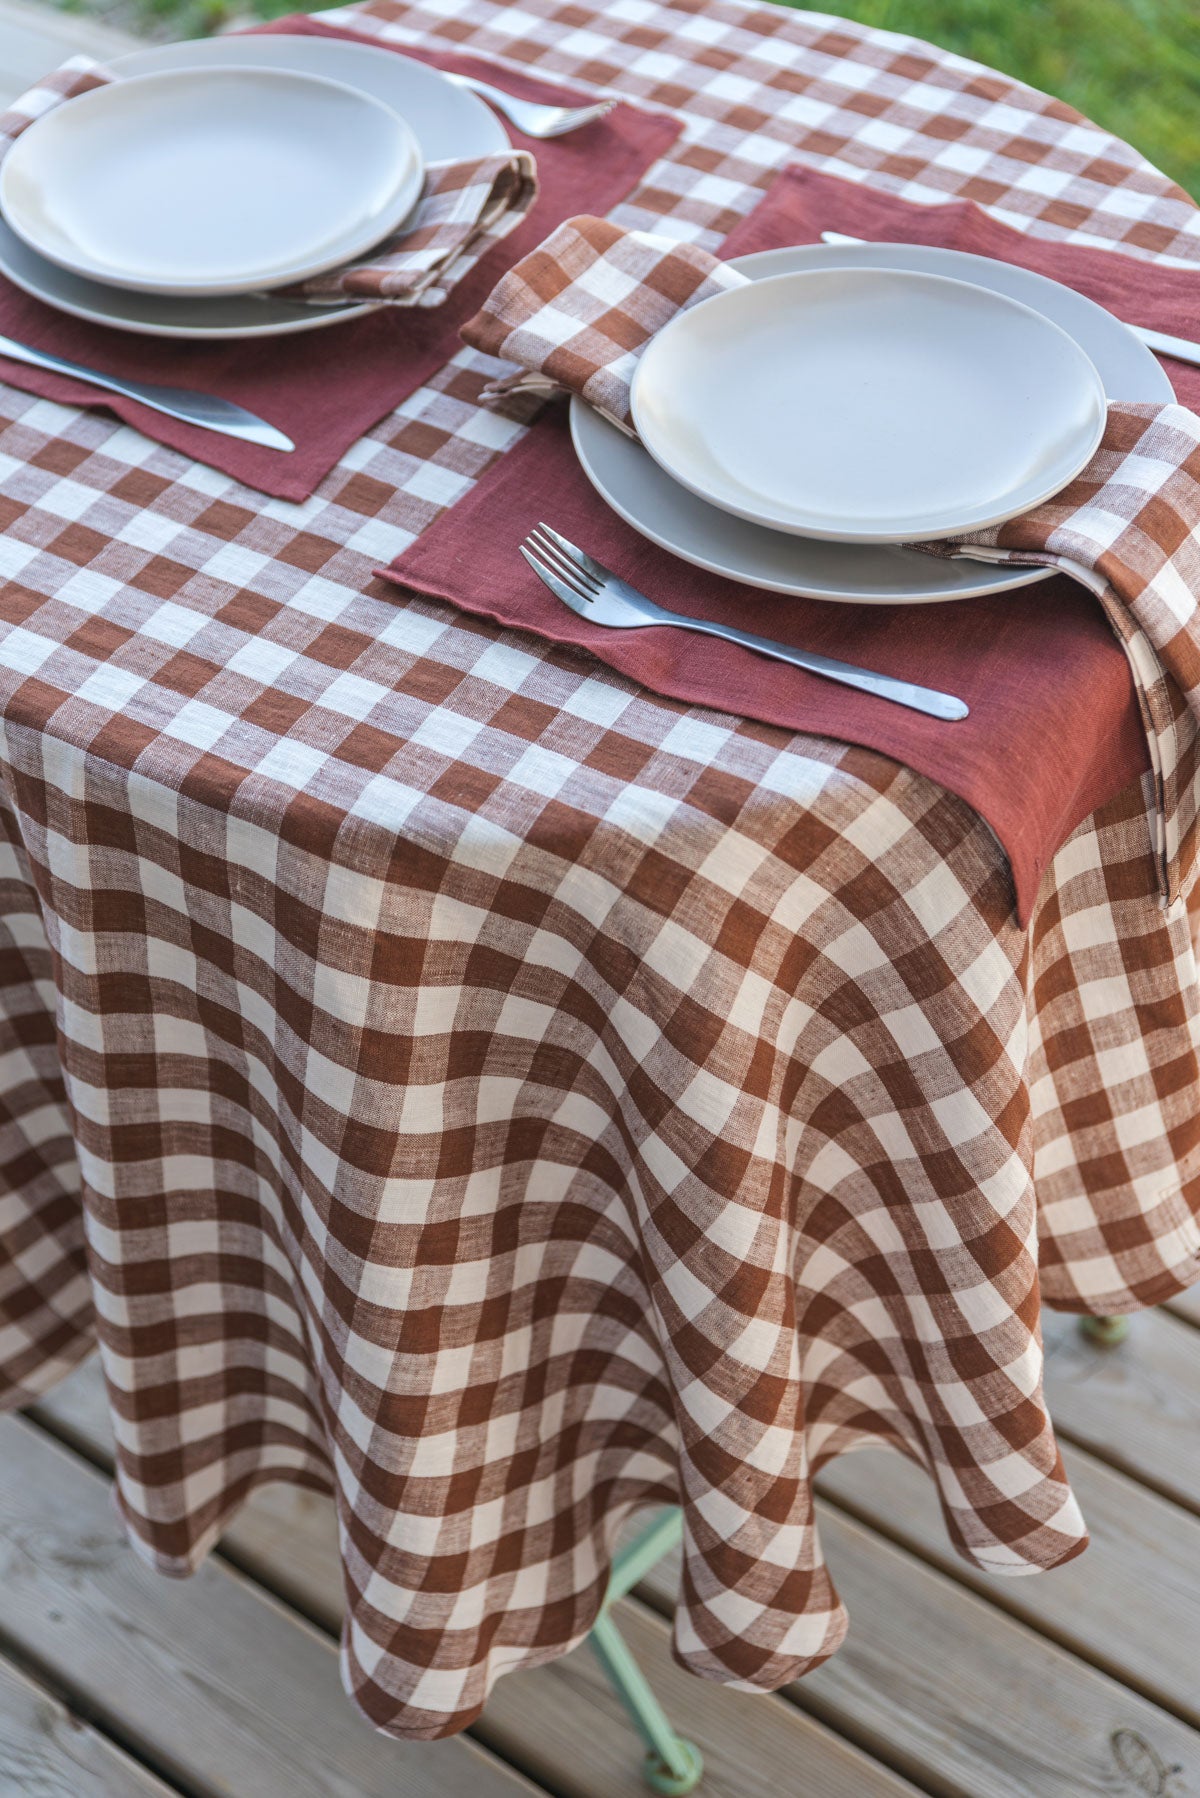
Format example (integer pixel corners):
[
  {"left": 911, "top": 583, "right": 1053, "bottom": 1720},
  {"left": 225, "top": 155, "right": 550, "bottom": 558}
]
[
  {"left": 572, "top": 241, "right": 1174, "bottom": 604},
  {"left": 629, "top": 267, "right": 1107, "bottom": 543},
  {"left": 0, "top": 35, "right": 508, "bottom": 340},
  {"left": 1, "top": 67, "right": 424, "bottom": 296}
]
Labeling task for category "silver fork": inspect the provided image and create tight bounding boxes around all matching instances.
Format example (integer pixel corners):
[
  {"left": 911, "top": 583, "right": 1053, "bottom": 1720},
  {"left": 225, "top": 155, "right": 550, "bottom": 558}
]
[
  {"left": 521, "top": 524, "right": 969, "bottom": 721},
  {"left": 444, "top": 70, "right": 617, "bottom": 137}
]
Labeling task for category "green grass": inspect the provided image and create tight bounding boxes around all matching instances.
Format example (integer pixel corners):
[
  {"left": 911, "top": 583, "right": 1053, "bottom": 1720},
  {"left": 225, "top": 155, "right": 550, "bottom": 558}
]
[
  {"left": 797, "top": 0, "right": 1200, "bottom": 198},
  {"left": 61, "top": 0, "right": 1200, "bottom": 198}
]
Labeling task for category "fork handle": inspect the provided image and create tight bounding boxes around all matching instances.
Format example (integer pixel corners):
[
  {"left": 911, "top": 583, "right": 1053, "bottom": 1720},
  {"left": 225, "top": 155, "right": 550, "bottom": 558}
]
[
  {"left": 655, "top": 615, "right": 969, "bottom": 720},
  {"left": 444, "top": 71, "right": 509, "bottom": 103}
]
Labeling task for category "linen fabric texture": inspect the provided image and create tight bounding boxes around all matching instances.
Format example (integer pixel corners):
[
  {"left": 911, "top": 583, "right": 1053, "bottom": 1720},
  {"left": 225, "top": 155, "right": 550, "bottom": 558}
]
[
  {"left": 462, "top": 213, "right": 744, "bottom": 428},
  {"left": 1, "top": 0, "right": 1200, "bottom": 1745},
  {"left": 281, "top": 152, "right": 538, "bottom": 305},
  {"left": 942, "top": 403, "right": 1200, "bottom": 907},
  {"left": 386, "top": 402, "right": 1148, "bottom": 925},
  {"left": 0, "top": 31, "right": 672, "bottom": 500}
]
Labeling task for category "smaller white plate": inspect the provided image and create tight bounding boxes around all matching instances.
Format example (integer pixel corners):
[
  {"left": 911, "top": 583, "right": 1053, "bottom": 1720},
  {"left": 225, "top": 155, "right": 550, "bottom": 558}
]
[
  {"left": 0, "top": 67, "right": 424, "bottom": 297},
  {"left": 630, "top": 267, "right": 1107, "bottom": 543}
]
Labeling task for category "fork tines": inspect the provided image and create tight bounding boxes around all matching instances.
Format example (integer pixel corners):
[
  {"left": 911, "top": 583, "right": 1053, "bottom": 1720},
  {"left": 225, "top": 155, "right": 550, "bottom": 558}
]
[{"left": 521, "top": 523, "right": 603, "bottom": 608}]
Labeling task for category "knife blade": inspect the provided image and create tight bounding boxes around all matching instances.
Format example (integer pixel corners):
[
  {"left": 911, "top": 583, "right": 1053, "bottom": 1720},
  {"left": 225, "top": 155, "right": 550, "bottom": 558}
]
[
  {"left": 0, "top": 333, "right": 295, "bottom": 452},
  {"left": 818, "top": 230, "right": 1200, "bottom": 371}
]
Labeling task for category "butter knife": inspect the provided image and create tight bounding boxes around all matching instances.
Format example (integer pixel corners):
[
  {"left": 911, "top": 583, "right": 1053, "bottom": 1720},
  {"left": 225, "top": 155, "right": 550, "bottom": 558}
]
[
  {"left": 0, "top": 333, "right": 295, "bottom": 452},
  {"left": 819, "top": 230, "right": 1200, "bottom": 371}
]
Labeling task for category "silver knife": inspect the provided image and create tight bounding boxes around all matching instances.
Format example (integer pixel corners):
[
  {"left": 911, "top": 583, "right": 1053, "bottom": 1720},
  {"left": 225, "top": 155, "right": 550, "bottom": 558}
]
[
  {"left": 0, "top": 333, "right": 295, "bottom": 452},
  {"left": 819, "top": 231, "right": 1200, "bottom": 371}
]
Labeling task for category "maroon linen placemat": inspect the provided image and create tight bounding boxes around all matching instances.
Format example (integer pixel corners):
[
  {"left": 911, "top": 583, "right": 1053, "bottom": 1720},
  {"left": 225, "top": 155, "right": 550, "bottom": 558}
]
[
  {"left": 383, "top": 409, "right": 1147, "bottom": 924},
  {"left": 380, "top": 168, "right": 1183, "bottom": 922},
  {"left": 0, "top": 20, "right": 679, "bottom": 501}
]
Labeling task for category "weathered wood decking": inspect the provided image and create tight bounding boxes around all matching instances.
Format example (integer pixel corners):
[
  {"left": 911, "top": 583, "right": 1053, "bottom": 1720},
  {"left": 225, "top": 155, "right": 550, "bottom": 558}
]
[{"left": 2, "top": 1300, "right": 1198, "bottom": 1798}]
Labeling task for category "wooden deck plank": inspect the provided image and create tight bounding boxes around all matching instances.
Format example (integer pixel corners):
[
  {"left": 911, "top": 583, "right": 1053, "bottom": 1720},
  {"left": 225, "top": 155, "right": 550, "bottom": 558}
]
[
  {"left": 1164, "top": 1284, "right": 1200, "bottom": 1328},
  {"left": 33, "top": 1358, "right": 1200, "bottom": 1798},
  {"left": 636, "top": 1513, "right": 1200, "bottom": 1798},
  {"left": 0, "top": 1414, "right": 545, "bottom": 1798},
  {"left": 818, "top": 1441, "right": 1200, "bottom": 1724},
  {"left": 1042, "top": 1308, "right": 1200, "bottom": 1514},
  {"left": 0, "top": 1656, "right": 181, "bottom": 1798},
  {"left": 482, "top": 1594, "right": 930, "bottom": 1798},
  {"left": 28, "top": 1363, "right": 929, "bottom": 1798},
  {"left": 34, "top": 1354, "right": 1200, "bottom": 1797},
  {"left": 226, "top": 1477, "right": 938, "bottom": 1798}
]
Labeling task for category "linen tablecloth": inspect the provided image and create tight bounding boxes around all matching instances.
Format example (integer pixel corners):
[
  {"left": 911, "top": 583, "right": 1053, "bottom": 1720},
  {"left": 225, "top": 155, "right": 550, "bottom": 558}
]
[{"left": 2, "top": 0, "right": 1200, "bottom": 1741}]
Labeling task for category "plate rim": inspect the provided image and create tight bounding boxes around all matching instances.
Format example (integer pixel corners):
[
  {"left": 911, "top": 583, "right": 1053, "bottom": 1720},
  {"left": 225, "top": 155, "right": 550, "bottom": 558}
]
[
  {"left": 627, "top": 263, "right": 1108, "bottom": 545},
  {"left": 569, "top": 403, "right": 1053, "bottom": 604}
]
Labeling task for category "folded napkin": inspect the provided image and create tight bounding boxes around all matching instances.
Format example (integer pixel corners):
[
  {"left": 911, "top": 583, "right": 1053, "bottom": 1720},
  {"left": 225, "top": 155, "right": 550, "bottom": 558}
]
[
  {"left": 282, "top": 154, "right": 536, "bottom": 307},
  {"left": 0, "top": 61, "right": 537, "bottom": 311},
  {"left": 0, "top": 54, "right": 108, "bottom": 128},
  {"left": 462, "top": 214, "right": 745, "bottom": 429},
  {"left": 747, "top": 162, "right": 1200, "bottom": 908},
  {"left": 934, "top": 403, "right": 1200, "bottom": 903},
  {"left": 382, "top": 406, "right": 1148, "bottom": 926}
]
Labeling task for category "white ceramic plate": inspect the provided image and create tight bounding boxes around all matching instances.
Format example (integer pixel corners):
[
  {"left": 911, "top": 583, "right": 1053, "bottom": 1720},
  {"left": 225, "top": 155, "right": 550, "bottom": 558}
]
[
  {"left": 572, "top": 241, "right": 1172, "bottom": 604},
  {"left": 0, "top": 35, "right": 507, "bottom": 338},
  {"left": 1, "top": 68, "right": 424, "bottom": 297},
  {"left": 629, "top": 266, "right": 1107, "bottom": 544}
]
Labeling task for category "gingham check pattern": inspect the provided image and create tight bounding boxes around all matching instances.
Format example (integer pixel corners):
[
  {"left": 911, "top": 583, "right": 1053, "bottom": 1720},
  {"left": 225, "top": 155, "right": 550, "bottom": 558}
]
[
  {"left": 465, "top": 243, "right": 1200, "bottom": 913},
  {"left": 288, "top": 151, "right": 538, "bottom": 304},
  {"left": 462, "top": 213, "right": 745, "bottom": 427},
  {"left": 1, "top": 66, "right": 538, "bottom": 311},
  {"left": 0, "top": 55, "right": 107, "bottom": 146},
  {"left": 1, "top": 0, "right": 1200, "bottom": 1741},
  {"left": 945, "top": 402, "right": 1200, "bottom": 905}
]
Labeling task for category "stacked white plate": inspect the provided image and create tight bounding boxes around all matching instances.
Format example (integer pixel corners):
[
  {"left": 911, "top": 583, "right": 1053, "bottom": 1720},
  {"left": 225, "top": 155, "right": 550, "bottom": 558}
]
[
  {"left": 0, "top": 35, "right": 508, "bottom": 340},
  {"left": 572, "top": 243, "right": 1172, "bottom": 604}
]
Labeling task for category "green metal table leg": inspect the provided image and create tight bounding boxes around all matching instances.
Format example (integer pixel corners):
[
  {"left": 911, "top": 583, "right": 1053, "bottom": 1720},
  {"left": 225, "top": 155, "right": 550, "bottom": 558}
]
[
  {"left": 1079, "top": 1314, "right": 1130, "bottom": 1346},
  {"left": 608, "top": 1509, "right": 685, "bottom": 1602},
  {"left": 587, "top": 1510, "right": 703, "bottom": 1795},
  {"left": 589, "top": 1609, "right": 703, "bottom": 1795}
]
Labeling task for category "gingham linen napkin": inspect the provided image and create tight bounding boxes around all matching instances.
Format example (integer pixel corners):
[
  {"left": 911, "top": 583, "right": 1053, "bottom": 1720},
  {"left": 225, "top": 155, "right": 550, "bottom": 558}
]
[
  {"left": 0, "top": 55, "right": 111, "bottom": 137},
  {"left": 461, "top": 213, "right": 747, "bottom": 430},
  {"left": 285, "top": 153, "right": 537, "bottom": 306},
  {"left": 0, "top": 61, "right": 538, "bottom": 310},
  {"left": 934, "top": 402, "right": 1200, "bottom": 902}
]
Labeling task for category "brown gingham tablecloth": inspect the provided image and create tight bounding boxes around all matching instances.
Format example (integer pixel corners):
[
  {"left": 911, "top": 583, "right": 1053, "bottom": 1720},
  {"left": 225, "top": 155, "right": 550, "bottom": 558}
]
[{"left": 2, "top": 0, "right": 1200, "bottom": 1740}]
